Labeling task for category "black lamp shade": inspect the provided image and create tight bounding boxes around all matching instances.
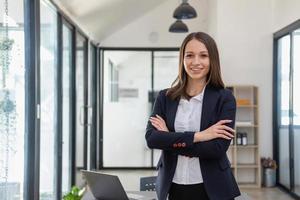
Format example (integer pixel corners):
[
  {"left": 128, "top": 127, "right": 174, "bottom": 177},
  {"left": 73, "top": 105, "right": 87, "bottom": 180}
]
[
  {"left": 169, "top": 20, "right": 188, "bottom": 33},
  {"left": 173, "top": 2, "right": 197, "bottom": 19}
]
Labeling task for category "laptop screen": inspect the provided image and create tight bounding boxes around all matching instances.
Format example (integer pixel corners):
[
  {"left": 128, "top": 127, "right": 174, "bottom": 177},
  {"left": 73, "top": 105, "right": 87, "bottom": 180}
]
[{"left": 82, "top": 170, "right": 129, "bottom": 200}]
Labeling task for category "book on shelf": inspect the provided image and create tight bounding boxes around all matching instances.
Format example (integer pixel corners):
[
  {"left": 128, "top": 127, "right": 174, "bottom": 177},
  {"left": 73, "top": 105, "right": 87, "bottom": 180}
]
[{"left": 236, "top": 98, "right": 251, "bottom": 106}]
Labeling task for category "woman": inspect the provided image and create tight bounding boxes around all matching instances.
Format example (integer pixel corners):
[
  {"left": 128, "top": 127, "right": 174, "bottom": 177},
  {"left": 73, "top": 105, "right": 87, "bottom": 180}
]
[{"left": 145, "top": 32, "right": 240, "bottom": 200}]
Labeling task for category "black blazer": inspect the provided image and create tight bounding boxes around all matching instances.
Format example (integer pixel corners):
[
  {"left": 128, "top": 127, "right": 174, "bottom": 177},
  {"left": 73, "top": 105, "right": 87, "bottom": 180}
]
[{"left": 145, "top": 85, "right": 241, "bottom": 200}]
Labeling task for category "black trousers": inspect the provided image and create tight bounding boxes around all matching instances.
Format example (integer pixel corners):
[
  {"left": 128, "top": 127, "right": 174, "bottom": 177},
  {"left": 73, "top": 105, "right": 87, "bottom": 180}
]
[
  {"left": 168, "top": 183, "right": 209, "bottom": 200},
  {"left": 168, "top": 182, "right": 235, "bottom": 200}
]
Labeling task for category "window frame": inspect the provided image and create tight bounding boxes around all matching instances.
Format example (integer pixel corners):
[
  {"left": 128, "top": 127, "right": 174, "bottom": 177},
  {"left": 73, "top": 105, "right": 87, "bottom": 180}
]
[
  {"left": 24, "top": 0, "right": 97, "bottom": 199},
  {"left": 273, "top": 19, "right": 300, "bottom": 199}
]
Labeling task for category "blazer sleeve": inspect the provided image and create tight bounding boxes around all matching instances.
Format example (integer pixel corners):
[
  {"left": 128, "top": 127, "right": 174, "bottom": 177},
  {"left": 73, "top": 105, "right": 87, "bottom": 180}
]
[
  {"left": 145, "top": 90, "right": 196, "bottom": 151},
  {"left": 174, "top": 90, "right": 236, "bottom": 159}
]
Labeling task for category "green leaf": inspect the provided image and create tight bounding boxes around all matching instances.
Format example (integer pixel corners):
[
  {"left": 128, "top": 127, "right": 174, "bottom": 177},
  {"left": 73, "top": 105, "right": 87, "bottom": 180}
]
[{"left": 62, "top": 186, "right": 85, "bottom": 200}]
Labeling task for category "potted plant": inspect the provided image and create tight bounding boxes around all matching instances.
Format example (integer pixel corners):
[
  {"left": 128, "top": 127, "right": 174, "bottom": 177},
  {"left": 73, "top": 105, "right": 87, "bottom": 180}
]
[
  {"left": 261, "top": 157, "right": 277, "bottom": 187},
  {"left": 63, "top": 186, "right": 86, "bottom": 200}
]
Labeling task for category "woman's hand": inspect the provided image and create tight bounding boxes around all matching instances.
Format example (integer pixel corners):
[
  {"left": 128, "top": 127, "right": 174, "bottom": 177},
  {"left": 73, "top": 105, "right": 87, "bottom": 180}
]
[
  {"left": 194, "top": 120, "right": 235, "bottom": 142},
  {"left": 149, "top": 114, "right": 169, "bottom": 132}
]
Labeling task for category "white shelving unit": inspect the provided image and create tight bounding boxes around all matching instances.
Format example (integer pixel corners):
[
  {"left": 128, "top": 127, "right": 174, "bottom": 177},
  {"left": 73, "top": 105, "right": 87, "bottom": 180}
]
[{"left": 226, "top": 85, "right": 261, "bottom": 188}]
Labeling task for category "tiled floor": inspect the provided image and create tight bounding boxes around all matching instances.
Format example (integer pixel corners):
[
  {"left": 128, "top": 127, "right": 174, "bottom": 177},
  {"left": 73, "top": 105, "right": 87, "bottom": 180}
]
[{"left": 241, "top": 187, "right": 295, "bottom": 200}]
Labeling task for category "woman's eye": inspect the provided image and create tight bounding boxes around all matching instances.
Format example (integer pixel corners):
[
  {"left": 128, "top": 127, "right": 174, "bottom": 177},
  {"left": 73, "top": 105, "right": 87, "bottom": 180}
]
[
  {"left": 201, "top": 54, "right": 208, "bottom": 57},
  {"left": 185, "top": 54, "right": 192, "bottom": 58}
]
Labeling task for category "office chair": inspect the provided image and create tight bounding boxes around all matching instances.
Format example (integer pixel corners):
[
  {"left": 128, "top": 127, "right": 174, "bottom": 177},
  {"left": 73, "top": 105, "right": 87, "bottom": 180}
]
[{"left": 140, "top": 176, "right": 157, "bottom": 191}]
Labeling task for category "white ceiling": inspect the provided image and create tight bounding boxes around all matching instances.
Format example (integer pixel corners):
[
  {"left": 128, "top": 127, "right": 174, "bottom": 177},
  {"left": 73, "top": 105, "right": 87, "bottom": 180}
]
[{"left": 56, "top": 0, "right": 169, "bottom": 42}]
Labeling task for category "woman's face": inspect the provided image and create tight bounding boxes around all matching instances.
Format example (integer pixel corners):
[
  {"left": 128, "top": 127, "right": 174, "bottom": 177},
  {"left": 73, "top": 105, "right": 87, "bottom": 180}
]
[{"left": 183, "top": 39, "right": 210, "bottom": 82}]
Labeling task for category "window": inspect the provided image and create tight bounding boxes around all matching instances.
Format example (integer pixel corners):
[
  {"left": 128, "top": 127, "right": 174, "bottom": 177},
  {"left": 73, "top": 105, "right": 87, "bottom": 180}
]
[
  {"left": 75, "top": 32, "right": 88, "bottom": 186},
  {"left": 0, "top": 0, "right": 25, "bottom": 199},
  {"left": 277, "top": 35, "right": 290, "bottom": 189},
  {"left": 19, "top": 0, "right": 94, "bottom": 198},
  {"left": 274, "top": 20, "right": 300, "bottom": 198},
  {"left": 61, "top": 21, "right": 73, "bottom": 196},
  {"left": 39, "top": 0, "right": 57, "bottom": 199}
]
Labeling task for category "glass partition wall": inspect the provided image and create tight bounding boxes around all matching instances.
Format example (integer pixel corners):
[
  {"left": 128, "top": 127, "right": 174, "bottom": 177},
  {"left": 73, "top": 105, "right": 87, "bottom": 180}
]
[
  {"left": 101, "top": 49, "right": 179, "bottom": 168},
  {"left": 274, "top": 21, "right": 300, "bottom": 199},
  {"left": 153, "top": 51, "right": 179, "bottom": 165},
  {"left": 103, "top": 50, "right": 152, "bottom": 167}
]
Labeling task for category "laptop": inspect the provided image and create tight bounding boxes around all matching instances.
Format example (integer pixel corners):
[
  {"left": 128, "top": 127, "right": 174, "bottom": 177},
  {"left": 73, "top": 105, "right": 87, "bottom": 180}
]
[{"left": 81, "top": 170, "right": 155, "bottom": 200}]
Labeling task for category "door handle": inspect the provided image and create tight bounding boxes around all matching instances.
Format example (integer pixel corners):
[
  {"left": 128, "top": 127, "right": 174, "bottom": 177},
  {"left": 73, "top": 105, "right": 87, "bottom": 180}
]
[
  {"left": 87, "top": 105, "right": 93, "bottom": 126},
  {"left": 80, "top": 106, "right": 85, "bottom": 125}
]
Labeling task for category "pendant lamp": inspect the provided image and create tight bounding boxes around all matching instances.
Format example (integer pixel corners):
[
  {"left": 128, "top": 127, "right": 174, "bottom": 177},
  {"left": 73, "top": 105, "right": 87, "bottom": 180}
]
[
  {"left": 173, "top": 0, "right": 197, "bottom": 19},
  {"left": 169, "top": 19, "right": 188, "bottom": 33}
]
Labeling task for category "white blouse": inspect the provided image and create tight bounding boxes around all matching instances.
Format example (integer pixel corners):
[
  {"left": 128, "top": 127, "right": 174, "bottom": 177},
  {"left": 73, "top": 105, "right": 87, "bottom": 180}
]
[{"left": 172, "top": 88, "right": 205, "bottom": 185}]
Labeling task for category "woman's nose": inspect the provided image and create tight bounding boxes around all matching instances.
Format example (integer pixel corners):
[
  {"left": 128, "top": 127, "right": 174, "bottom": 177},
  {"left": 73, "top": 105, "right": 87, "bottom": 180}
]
[{"left": 192, "top": 55, "right": 201, "bottom": 65}]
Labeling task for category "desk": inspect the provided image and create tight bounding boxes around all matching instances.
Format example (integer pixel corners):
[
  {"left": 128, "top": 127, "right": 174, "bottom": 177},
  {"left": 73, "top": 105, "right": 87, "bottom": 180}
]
[{"left": 83, "top": 189, "right": 157, "bottom": 200}]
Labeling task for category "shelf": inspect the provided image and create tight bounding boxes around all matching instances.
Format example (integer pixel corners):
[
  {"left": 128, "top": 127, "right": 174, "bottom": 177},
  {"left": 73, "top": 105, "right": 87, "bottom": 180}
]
[
  {"left": 227, "top": 85, "right": 260, "bottom": 187},
  {"left": 229, "top": 85, "right": 256, "bottom": 88},
  {"left": 230, "top": 145, "right": 258, "bottom": 148},
  {"left": 237, "top": 145, "right": 258, "bottom": 148},
  {"left": 235, "top": 124, "right": 258, "bottom": 128},
  {"left": 237, "top": 105, "right": 258, "bottom": 108},
  {"left": 236, "top": 164, "right": 259, "bottom": 168}
]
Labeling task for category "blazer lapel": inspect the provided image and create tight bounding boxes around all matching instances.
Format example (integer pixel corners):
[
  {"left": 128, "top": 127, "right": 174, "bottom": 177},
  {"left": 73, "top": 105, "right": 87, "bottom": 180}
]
[
  {"left": 200, "top": 85, "right": 219, "bottom": 131},
  {"left": 166, "top": 96, "right": 179, "bottom": 132}
]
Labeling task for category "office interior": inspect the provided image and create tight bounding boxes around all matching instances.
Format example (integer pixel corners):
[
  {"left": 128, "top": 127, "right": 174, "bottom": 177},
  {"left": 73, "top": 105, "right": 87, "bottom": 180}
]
[{"left": 0, "top": 0, "right": 300, "bottom": 199}]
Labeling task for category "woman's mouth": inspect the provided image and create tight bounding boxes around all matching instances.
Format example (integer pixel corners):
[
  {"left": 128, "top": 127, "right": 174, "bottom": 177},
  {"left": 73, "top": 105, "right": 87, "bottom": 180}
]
[{"left": 191, "top": 67, "right": 203, "bottom": 72}]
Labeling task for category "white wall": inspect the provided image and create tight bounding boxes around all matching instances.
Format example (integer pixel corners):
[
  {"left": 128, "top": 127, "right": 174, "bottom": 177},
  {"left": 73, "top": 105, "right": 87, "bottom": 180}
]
[
  {"left": 272, "top": 0, "right": 300, "bottom": 32},
  {"left": 206, "top": 0, "right": 218, "bottom": 40}
]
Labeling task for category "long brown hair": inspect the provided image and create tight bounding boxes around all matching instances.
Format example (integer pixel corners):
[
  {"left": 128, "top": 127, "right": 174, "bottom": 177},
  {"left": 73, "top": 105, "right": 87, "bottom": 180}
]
[{"left": 166, "top": 32, "right": 225, "bottom": 100}]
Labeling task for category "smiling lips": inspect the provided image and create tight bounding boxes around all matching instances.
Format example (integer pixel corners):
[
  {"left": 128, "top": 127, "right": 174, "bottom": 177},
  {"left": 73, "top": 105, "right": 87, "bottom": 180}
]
[{"left": 191, "top": 67, "right": 204, "bottom": 72}]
